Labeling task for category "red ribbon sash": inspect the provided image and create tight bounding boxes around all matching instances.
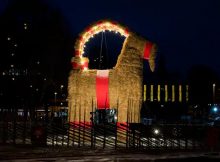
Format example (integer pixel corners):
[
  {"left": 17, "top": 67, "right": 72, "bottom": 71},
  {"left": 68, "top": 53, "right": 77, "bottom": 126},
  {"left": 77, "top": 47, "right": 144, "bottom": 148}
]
[
  {"left": 96, "top": 70, "right": 110, "bottom": 109},
  {"left": 143, "top": 42, "right": 153, "bottom": 60}
]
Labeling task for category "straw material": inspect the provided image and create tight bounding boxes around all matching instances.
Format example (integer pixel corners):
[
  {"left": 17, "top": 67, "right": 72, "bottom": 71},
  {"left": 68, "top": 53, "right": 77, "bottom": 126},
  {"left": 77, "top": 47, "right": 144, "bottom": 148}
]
[{"left": 68, "top": 32, "right": 157, "bottom": 124}]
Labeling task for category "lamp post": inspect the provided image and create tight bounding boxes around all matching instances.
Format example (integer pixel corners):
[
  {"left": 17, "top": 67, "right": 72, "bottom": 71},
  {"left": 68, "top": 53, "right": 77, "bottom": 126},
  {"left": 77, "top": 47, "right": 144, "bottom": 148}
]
[
  {"left": 213, "top": 83, "right": 216, "bottom": 104},
  {"left": 60, "top": 85, "right": 64, "bottom": 99},
  {"left": 53, "top": 92, "right": 57, "bottom": 118}
]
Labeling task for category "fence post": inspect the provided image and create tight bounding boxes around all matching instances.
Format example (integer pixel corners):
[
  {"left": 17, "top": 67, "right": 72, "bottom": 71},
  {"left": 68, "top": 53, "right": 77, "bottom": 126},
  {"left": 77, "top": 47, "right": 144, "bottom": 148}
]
[
  {"left": 91, "top": 99, "right": 94, "bottom": 148},
  {"left": 2, "top": 110, "right": 7, "bottom": 144},
  {"left": 13, "top": 107, "right": 17, "bottom": 145},
  {"left": 103, "top": 107, "right": 107, "bottom": 149},
  {"left": 78, "top": 102, "right": 81, "bottom": 148},
  {"left": 115, "top": 99, "right": 119, "bottom": 150},
  {"left": 83, "top": 107, "right": 86, "bottom": 147}
]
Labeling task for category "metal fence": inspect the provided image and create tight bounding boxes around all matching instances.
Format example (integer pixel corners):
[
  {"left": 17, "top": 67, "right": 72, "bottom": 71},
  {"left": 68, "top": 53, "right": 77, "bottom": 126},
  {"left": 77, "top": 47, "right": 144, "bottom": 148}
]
[{"left": 1, "top": 108, "right": 220, "bottom": 150}]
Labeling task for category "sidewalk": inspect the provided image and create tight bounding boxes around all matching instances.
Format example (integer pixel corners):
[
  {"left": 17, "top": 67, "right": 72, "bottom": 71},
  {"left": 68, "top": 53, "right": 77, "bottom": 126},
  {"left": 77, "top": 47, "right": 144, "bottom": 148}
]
[{"left": 0, "top": 145, "right": 220, "bottom": 161}]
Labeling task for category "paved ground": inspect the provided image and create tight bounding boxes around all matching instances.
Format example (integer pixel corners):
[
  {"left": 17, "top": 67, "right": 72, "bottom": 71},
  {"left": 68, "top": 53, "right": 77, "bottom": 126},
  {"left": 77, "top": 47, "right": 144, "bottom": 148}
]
[
  {"left": 2, "top": 154, "right": 220, "bottom": 162},
  {"left": 0, "top": 145, "right": 220, "bottom": 161}
]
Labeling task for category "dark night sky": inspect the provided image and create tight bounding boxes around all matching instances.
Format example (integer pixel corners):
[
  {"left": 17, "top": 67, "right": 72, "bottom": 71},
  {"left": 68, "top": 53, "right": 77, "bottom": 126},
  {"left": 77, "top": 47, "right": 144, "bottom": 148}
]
[{"left": 1, "top": 0, "right": 220, "bottom": 78}]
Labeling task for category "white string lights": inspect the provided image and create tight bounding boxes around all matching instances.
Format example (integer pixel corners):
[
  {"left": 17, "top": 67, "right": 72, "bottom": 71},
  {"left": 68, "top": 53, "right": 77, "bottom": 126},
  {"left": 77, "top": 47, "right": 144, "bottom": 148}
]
[{"left": 72, "top": 20, "right": 130, "bottom": 71}]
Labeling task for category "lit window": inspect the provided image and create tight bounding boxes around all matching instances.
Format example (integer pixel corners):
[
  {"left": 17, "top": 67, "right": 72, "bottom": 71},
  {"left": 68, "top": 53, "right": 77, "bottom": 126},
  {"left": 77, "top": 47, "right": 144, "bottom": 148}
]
[
  {"left": 7, "top": 37, "right": 11, "bottom": 41},
  {"left": 10, "top": 65, "right": 14, "bottom": 68}
]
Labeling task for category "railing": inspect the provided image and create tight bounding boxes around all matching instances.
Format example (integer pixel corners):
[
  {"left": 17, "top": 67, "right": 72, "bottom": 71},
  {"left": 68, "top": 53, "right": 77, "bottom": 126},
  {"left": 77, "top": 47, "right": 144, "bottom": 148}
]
[
  {"left": 1, "top": 107, "right": 220, "bottom": 150},
  {"left": 1, "top": 120, "right": 220, "bottom": 150}
]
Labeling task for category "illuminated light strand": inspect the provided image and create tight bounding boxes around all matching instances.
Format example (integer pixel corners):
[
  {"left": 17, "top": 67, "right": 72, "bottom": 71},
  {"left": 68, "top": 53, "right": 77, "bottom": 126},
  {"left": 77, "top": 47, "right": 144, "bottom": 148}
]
[
  {"left": 73, "top": 21, "right": 130, "bottom": 71},
  {"left": 71, "top": 57, "right": 89, "bottom": 70},
  {"left": 75, "top": 21, "right": 130, "bottom": 57}
]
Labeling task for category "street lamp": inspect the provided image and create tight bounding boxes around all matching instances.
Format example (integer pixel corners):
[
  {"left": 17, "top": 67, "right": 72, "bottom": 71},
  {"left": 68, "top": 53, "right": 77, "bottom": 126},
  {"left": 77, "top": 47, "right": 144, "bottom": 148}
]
[
  {"left": 54, "top": 92, "right": 57, "bottom": 106},
  {"left": 60, "top": 85, "right": 64, "bottom": 97},
  {"left": 212, "top": 107, "right": 218, "bottom": 113},
  {"left": 213, "top": 83, "right": 216, "bottom": 103},
  {"left": 53, "top": 92, "right": 57, "bottom": 118},
  {"left": 153, "top": 128, "right": 160, "bottom": 136}
]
